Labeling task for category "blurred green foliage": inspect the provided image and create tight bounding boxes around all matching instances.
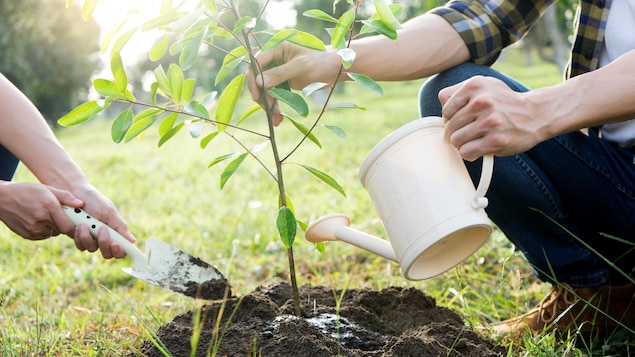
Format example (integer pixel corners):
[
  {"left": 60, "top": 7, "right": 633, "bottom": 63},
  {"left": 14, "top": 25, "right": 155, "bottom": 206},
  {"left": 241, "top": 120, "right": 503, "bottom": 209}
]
[{"left": 0, "top": 0, "right": 101, "bottom": 126}]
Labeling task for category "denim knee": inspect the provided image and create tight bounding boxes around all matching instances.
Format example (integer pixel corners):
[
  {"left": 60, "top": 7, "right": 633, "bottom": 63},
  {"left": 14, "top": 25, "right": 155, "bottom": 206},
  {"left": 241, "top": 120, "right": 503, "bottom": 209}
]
[{"left": 419, "top": 62, "right": 530, "bottom": 118}]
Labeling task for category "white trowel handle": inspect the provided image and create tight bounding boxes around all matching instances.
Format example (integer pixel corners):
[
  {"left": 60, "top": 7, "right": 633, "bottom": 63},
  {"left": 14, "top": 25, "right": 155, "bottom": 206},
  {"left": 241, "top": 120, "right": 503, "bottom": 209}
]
[{"left": 62, "top": 205, "right": 146, "bottom": 265}]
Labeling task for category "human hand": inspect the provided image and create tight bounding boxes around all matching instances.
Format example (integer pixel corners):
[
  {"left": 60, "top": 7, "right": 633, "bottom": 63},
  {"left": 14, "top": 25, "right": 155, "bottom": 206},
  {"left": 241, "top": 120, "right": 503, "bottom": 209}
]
[
  {"left": 68, "top": 184, "right": 135, "bottom": 259},
  {"left": 245, "top": 42, "right": 341, "bottom": 125},
  {"left": 439, "top": 76, "right": 545, "bottom": 161},
  {"left": 0, "top": 182, "right": 134, "bottom": 259},
  {"left": 0, "top": 182, "right": 77, "bottom": 240}
]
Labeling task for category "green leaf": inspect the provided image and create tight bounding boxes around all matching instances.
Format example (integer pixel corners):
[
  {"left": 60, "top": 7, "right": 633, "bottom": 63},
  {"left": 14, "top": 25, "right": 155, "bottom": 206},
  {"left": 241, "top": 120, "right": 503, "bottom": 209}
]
[
  {"left": 360, "top": 19, "right": 398, "bottom": 40},
  {"left": 287, "top": 118, "right": 321, "bottom": 148},
  {"left": 236, "top": 104, "right": 261, "bottom": 126},
  {"left": 296, "top": 163, "right": 346, "bottom": 197},
  {"left": 220, "top": 153, "right": 247, "bottom": 189},
  {"left": 208, "top": 26, "right": 233, "bottom": 41},
  {"left": 169, "top": 9, "right": 202, "bottom": 32},
  {"left": 124, "top": 109, "right": 162, "bottom": 142},
  {"left": 374, "top": 0, "right": 402, "bottom": 31},
  {"left": 337, "top": 48, "right": 356, "bottom": 69},
  {"left": 296, "top": 219, "right": 307, "bottom": 231},
  {"left": 185, "top": 101, "right": 209, "bottom": 119},
  {"left": 328, "top": 102, "right": 366, "bottom": 110},
  {"left": 208, "top": 152, "right": 235, "bottom": 168},
  {"left": 201, "top": 0, "right": 216, "bottom": 12},
  {"left": 200, "top": 132, "right": 219, "bottom": 149},
  {"left": 360, "top": 3, "right": 403, "bottom": 36},
  {"left": 150, "top": 82, "right": 159, "bottom": 105},
  {"left": 57, "top": 101, "right": 104, "bottom": 126},
  {"left": 150, "top": 35, "right": 170, "bottom": 61},
  {"left": 347, "top": 73, "right": 383, "bottom": 96},
  {"left": 111, "top": 52, "right": 128, "bottom": 92},
  {"left": 323, "top": 124, "right": 347, "bottom": 138},
  {"left": 188, "top": 120, "right": 204, "bottom": 138},
  {"left": 168, "top": 64, "right": 184, "bottom": 105},
  {"left": 287, "top": 31, "right": 327, "bottom": 51},
  {"left": 302, "top": 82, "right": 328, "bottom": 97},
  {"left": 216, "top": 47, "right": 247, "bottom": 85},
  {"left": 111, "top": 27, "right": 139, "bottom": 55},
  {"left": 234, "top": 16, "right": 256, "bottom": 32},
  {"left": 111, "top": 109, "right": 133, "bottom": 143},
  {"left": 81, "top": 0, "right": 98, "bottom": 20},
  {"left": 94, "top": 79, "right": 126, "bottom": 99},
  {"left": 331, "top": 9, "right": 354, "bottom": 49},
  {"left": 124, "top": 89, "right": 136, "bottom": 102},
  {"left": 158, "top": 122, "right": 184, "bottom": 147},
  {"left": 158, "top": 112, "right": 179, "bottom": 137},
  {"left": 142, "top": 12, "right": 187, "bottom": 31},
  {"left": 250, "top": 140, "right": 269, "bottom": 154},
  {"left": 101, "top": 18, "right": 127, "bottom": 53},
  {"left": 182, "top": 78, "right": 196, "bottom": 104},
  {"left": 180, "top": 25, "right": 207, "bottom": 70},
  {"left": 274, "top": 79, "right": 291, "bottom": 91},
  {"left": 202, "top": 91, "right": 218, "bottom": 107},
  {"left": 302, "top": 9, "right": 337, "bottom": 23},
  {"left": 268, "top": 88, "right": 308, "bottom": 117},
  {"left": 154, "top": 65, "right": 171, "bottom": 95},
  {"left": 215, "top": 74, "right": 244, "bottom": 132},
  {"left": 277, "top": 206, "right": 297, "bottom": 248},
  {"left": 261, "top": 29, "right": 298, "bottom": 52},
  {"left": 279, "top": 194, "right": 295, "bottom": 215}
]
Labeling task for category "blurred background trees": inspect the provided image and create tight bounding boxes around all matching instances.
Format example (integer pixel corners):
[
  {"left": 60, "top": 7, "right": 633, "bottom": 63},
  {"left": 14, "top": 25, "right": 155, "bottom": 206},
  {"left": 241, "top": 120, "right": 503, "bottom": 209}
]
[
  {"left": 0, "top": 0, "right": 577, "bottom": 127},
  {"left": 0, "top": 0, "right": 101, "bottom": 126}
]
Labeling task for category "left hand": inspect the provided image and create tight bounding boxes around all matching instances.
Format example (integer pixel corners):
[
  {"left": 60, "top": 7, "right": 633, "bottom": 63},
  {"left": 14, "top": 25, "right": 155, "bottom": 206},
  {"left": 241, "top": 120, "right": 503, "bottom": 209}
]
[{"left": 439, "top": 76, "right": 545, "bottom": 161}]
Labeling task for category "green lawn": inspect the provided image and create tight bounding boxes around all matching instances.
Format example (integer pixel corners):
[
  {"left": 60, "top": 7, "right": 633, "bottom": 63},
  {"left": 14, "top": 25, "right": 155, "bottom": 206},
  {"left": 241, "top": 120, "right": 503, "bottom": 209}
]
[{"left": 0, "top": 47, "right": 619, "bottom": 356}]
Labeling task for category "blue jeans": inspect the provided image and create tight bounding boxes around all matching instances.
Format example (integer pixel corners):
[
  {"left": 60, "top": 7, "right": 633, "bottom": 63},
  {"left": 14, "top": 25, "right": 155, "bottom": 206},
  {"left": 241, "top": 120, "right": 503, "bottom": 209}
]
[
  {"left": 0, "top": 144, "right": 19, "bottom": 181},
  {"left": 419, "top": 62, "right": 635, "bottom": 287}
]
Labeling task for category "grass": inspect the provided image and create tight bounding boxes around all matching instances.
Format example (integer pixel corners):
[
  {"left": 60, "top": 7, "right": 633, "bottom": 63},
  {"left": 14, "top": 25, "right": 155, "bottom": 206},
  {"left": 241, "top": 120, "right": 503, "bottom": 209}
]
[{"left": 0, "top": 46, "right": 630, "bottom": 356}]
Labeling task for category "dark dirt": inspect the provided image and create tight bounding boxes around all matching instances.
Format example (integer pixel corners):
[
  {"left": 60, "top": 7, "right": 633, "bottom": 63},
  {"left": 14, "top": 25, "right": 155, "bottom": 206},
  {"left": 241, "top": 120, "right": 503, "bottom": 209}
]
[
  {"left": 182, "top": 278, "right": 232, "bottom": 300},
  {"left": 133, "top": 282, "right": 505, "bottom": 356}
]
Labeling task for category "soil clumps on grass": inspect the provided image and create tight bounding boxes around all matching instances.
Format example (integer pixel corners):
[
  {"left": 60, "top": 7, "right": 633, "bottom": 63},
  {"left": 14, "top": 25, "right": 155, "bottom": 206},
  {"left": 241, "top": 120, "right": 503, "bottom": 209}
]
[{"left": 134, "top": 282, "right": 504, "bottom": 356}]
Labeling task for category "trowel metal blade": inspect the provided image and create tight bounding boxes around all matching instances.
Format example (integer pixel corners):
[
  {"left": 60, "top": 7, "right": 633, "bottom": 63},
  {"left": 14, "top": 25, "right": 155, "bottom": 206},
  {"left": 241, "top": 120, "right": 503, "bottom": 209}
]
[{"left": 122, "top": 238, "right": 231, "bottom": 300}]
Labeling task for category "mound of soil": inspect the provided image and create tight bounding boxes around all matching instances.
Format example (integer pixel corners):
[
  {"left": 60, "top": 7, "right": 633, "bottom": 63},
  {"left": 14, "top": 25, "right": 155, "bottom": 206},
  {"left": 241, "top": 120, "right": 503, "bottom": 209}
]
[{"left": 135, "top": 282, "right": 504, "bottom": 356}]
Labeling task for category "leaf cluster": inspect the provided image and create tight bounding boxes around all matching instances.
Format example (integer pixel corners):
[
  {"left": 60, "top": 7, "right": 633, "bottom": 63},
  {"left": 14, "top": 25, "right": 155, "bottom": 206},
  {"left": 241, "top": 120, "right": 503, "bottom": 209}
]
[{"left": 59, "top": 1, "right": 402, "bottom": 306}]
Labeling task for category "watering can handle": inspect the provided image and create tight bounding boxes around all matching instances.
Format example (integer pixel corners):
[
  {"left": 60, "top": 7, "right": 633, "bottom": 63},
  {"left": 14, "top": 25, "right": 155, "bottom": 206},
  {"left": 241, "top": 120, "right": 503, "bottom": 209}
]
[
  {"left": 472, "top": 154, "right": 494, "bottom": 209},
  {"left": 441, "top": 122, "right": 493, "bottom": 210}
]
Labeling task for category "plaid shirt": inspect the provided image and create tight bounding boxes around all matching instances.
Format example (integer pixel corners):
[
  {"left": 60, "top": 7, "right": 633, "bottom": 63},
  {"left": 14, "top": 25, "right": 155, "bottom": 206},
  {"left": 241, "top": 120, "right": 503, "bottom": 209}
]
[{"left": 432, "top": 0, "right": 612, "bottom": 78}]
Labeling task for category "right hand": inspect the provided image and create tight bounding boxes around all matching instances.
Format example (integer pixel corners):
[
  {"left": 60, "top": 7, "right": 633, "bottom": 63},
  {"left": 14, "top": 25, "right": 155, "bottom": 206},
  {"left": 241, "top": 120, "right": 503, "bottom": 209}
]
[{"left": 245, "top": 42, "right": 342, "bottom": 125}]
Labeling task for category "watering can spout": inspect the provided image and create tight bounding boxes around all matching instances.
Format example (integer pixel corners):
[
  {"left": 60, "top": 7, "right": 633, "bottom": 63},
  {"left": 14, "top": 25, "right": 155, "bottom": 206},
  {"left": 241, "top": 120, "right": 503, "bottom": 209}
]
[{"left": 305, "top": 214, "right": 399, "bottom": 262}]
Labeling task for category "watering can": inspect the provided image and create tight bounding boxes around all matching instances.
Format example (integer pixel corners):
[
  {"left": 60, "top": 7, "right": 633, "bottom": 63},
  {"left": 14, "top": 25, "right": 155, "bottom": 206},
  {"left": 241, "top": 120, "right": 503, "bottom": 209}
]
[{"left": 305, "top": 116, "right": 494, "bottom": 280}]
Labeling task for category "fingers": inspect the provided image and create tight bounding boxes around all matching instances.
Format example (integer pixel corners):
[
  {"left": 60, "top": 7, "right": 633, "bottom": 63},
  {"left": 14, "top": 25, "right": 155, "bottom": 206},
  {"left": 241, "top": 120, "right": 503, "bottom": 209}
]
[
  {"left": 439, "top": 84, "right": 465, "bottom": 124},
  {"left": 72, "top": 223, "right": 98, "bottom": 253},
  {"left": 71, "top": 224, "right": 125, "bottom": 259},
  {"left": 246, "top": 56, "right": 284, "bottom": 125},
  {"left": 246, "top": 42, "right": 325, "bottom": 126},
  {"left": 438, "top": 76, "right": 535, "bottom": 161},
  {"left": 54, "top": 186, "right": 134, "bottom": 259},
  {"left": 96, "top": 226, "right": 125, "bottom": 259}
]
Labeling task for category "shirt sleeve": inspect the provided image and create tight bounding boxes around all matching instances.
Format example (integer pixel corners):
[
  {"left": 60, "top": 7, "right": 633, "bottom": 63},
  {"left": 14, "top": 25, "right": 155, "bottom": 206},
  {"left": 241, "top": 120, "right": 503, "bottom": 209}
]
[{"left": 430, "top": 0, "right": 552, "bottom": 66}]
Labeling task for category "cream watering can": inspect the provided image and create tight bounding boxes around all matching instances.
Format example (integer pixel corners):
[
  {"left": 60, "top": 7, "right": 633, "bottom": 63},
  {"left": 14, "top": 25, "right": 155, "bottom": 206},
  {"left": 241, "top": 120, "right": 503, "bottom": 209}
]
[{"left": 305, "top": 116, "right": 494, "bottom": 280}]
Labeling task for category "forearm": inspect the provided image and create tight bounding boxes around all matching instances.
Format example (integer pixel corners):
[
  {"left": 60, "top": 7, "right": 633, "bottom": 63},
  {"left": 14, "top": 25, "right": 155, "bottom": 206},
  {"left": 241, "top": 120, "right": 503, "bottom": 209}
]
[
  {"left": 0, "top": 74, "right": 88, "bottom": 190},
  {"left": 342, "top": 13, "right": 470, "bottom": 82},
  {"left": 532, "top": 50, "right": 635, "bottom": 140}
]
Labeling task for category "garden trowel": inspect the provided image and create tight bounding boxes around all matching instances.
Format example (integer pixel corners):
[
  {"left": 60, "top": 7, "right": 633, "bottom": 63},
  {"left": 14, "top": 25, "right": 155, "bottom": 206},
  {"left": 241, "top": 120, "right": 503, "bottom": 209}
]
[{"left": 63, "top": 206, "right": 231, "bottom": 300}]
